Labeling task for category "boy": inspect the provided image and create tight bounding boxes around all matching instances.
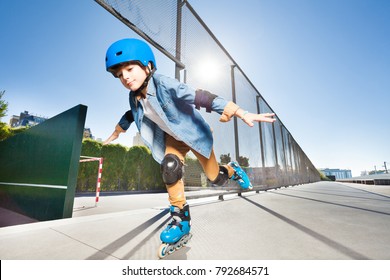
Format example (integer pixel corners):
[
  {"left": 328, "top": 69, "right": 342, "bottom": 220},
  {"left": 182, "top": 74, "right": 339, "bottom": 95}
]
[{"left": 103, "top": 38, "right": 275, "bottom": 257}]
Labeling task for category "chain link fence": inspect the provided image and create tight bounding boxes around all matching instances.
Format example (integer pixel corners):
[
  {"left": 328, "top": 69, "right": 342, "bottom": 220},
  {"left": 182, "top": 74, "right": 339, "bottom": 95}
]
[{"left": 95, "top": 0, "right": 320, "bottom": 189}]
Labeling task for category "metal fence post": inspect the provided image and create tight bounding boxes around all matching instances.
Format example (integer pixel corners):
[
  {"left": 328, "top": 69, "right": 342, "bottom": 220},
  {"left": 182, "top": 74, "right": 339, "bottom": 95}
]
[{"left": 231, "top": 64, "right": 240, "bottom": 161}]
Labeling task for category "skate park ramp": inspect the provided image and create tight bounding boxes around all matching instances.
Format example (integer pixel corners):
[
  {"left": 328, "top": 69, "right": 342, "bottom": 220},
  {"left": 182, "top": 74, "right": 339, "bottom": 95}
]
[
  {"left": 0, "top": 181, "right": 389, "bottom": 260},
  {"left": 0, "top": 105, "right": 87, "bottom": 226}
]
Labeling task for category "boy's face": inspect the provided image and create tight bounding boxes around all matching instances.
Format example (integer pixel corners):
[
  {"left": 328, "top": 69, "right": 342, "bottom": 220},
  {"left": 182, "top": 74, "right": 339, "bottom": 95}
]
[{"left": 115, "top": 63, "right": 149, "bottom": 92}]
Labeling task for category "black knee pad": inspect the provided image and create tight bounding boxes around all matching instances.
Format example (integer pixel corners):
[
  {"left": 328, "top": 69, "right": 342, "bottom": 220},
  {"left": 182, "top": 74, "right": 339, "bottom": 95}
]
[
  {"left": 161, "top": 154, "right": 183, "bottom": 185},
  {"left": 211, "top": 166, "right": 229, "bottom": 186}
]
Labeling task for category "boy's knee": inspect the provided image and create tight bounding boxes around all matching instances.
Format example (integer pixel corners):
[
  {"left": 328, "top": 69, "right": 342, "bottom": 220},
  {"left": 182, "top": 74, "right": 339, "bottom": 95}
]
[{"left": 161, "top": 154, "right": 183, "bottom": 185}]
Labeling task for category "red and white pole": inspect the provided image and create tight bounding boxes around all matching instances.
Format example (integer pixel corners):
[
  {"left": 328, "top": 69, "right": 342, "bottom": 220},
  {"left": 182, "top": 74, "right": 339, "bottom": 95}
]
[{"left": 95, "top": 157, "right": 103, "bottom": 206}]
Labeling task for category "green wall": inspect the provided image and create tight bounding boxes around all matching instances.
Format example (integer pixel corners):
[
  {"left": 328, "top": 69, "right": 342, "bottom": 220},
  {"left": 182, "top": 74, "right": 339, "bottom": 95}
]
[{"left": 0, "top": 104, "right": 87, "bottom": 224}]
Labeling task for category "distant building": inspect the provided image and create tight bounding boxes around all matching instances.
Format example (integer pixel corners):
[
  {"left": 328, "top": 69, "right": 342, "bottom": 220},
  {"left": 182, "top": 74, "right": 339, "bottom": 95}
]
[
  {"left": 10, "top": 111, "right": 94, "bottom": 140},
  {"left": 133, "top": 132, "right": 145, "bottom": 146},
  {"left": 83, "top": 128, "right": 94, "bottom": 140},
  {"left": 320, "top": 168, "right": 352, "bottom": 180},
  {"left": 9, "top": 111, "right": 47, "bottom": 127},
  {"left": 9, "top": 115, "right": 20, "bottom": 127}
]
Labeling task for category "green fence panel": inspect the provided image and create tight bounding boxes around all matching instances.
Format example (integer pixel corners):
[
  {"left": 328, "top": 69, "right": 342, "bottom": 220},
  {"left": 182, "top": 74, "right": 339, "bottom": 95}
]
[{"left": 0, "top": 104, "right": 87, "bottom": 224}]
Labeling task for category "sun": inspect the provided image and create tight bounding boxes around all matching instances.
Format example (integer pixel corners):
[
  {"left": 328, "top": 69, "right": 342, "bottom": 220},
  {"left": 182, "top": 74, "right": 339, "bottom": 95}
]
[{"left": 194, "top": 56, "right": 222, "bottom": 84}]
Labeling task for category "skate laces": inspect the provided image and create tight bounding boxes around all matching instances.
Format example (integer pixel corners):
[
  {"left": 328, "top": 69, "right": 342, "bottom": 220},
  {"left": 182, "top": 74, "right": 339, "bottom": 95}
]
[
  {"left": 167, "top": 218, "right": 182, "bottom": 230},
  {"left": 229, "top": 162, "right": 250, "bottom": 188},
  {"left": 167, "top": 206, "right": 185, "bottom": 229},
  {"left": 231, "top": 169, "right": 244, "bottom": 183},
  {"left": 232, "top": 171, "right": 243, "bottom": 181},
  {"left": 229, "top": 162, "right": 242, "bottom": 181}
]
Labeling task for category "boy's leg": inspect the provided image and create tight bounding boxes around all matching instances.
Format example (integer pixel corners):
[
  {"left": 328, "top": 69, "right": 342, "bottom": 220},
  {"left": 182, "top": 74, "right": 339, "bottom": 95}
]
[
  {"left": 163, "top": 134, "right": 190, "bottom": 209},
  {"left": 192, "top": 148, "right": 252, "bottom": 189},
  {"left": 159, "top": 134, "right": 192, "bottom": 255},
  {"left": 191, "top": 148, "right": 235, "bottom": 186}
]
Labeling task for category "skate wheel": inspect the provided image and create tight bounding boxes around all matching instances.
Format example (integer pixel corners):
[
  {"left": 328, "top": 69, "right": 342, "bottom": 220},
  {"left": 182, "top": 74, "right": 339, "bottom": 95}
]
[
  {"left": 158, "top": 243, "right": 169, "bottom": 259},
  {"left": 168, "top": 245, "right": 175, "bottom": 254},
  {"left": 183, "top": 233, "right": 193, "bottom": 246},
  {"left": 175, "top": 242, "right": 183, "bottom": 250}
]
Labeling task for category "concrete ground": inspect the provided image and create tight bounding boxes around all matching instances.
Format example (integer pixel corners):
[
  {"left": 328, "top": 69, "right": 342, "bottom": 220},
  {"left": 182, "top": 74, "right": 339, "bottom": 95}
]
[{"left": 0, "top": 181, "right": 389, "bottom": 260}]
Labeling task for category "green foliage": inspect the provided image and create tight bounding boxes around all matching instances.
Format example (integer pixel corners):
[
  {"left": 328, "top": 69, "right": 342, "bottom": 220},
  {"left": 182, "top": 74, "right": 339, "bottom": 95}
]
[
  {"left": 0, "top": 125, "right": 30, "bottom": 141},
  {"left": 0, "top": 90, "right": 9, "bottom": 141},
  {"left": 101, "top": 143, "right": 128, "bottom": 191},
  {"left": 220, "top": 153, "right": 231, "bottom": 165},
  {"left": 77, "top": 140, "right": 103, "bottom": 192},
  {"left": 82, "top": 139, "right": 102, "bottom": 157},
  {"left": 123, "top": 146, "right": 163, "bottom": 191},
  {"left": 11, "top": 126, "right": 29, "bottom": 134},
  {"left": 220, "top": 153, "right": 249, "bottom": 167},
  {"left": 77, "top": 139, "right": 164, "bottom": 193},
  {"left": 238, "top": 156, "right": 249, "bottom": 167},
  {"left": 0, "top": 91, "right": 30, "bottom": 141},
  {"left": 0, "top": 90, "right": 7, "bottom": 119},
  {"left": 318, "top": 170, "right": 331, "bottom": 181},
  {"left": 0, "top": 123, "right": 11, "bottom": 141}
]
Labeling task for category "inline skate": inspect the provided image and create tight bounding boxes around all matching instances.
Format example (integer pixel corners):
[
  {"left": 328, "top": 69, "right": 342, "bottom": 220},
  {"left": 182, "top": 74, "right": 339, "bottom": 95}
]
[
  {"left": 229, "top": 161, "right": 253, "bottom": 190},
  {"left": 158, "top": 204, "right": 192, "bottom": 259}
]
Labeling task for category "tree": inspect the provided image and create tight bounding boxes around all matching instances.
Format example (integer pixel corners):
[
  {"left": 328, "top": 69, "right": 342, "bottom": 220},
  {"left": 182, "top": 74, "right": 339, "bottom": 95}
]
[
  {"left": 220, "top": 153, "right": 231, "bottom": 165},
  {"left": 101, "top": 143, "right": 128, "bottom": 191},
  {"left": 0, "top": 90, "right": 11, "bottom": 141},
  {"left": 238, "top": 156, "right": 249, "bottom": 167},
  {"left": 123, "top": 146, "right": 163, "bottom": 191},
  {"left": 0, "top": 90, "right": 30, "bottom": 141},
  {"left": 220, "top": 153, "right": 249, "bottom": 167},
  {"left": 77, "top": 139, "right": 103, "bottom": 192},
  {"left": 0, "top": 90, "right": 7, "bottom": 119}
]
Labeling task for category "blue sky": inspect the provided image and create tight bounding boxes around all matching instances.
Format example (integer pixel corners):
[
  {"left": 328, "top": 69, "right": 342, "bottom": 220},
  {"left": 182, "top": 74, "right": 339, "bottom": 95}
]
[{"left": 1, "top": 0, "right": 389, "bottom": 177}]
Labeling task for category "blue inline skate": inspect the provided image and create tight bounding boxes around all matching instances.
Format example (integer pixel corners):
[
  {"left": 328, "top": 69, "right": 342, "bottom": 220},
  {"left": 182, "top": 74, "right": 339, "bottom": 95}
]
[
  {"left": 229, "top": 161, "right": 253, "bottom": 190},
  {"left": 158, "top": 204, "right": 192, "bottom": 259}
]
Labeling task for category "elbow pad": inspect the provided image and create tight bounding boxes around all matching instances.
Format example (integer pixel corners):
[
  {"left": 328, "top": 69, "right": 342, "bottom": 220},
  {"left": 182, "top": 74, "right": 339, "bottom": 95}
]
[
  {"left": 118, "top": 110, "right": 134, "bottom": 131},
  {"left": 195, "top": 89, "right": 217, "bottom": 113},
  {"left": 125, "top": 110, "right": 134, "bottom": 123}
]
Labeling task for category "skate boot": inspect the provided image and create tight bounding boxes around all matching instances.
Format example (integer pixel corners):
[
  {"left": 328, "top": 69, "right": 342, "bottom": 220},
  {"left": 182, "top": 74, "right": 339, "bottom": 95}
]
[
  {"left": 158, "top": 204, "right": 192, "bottom": 259},
  {"left": 229, "top": 161, "right": 253, "bottom": 190}
]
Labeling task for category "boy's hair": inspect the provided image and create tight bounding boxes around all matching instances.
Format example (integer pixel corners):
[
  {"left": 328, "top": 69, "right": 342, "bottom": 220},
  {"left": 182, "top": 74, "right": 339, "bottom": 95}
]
[{"left": 108, "top": 61, "right": 145, "bottom": 78}]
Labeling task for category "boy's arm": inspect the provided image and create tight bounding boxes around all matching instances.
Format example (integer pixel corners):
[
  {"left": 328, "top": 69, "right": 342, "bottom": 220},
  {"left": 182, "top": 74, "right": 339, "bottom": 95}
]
[
  {"left": 220, "top": 101, "right": 276, "bottom": 126},
  {"left": 103, "top": 110, "right": 133, "bottom": 145},
  {"left": 192, "top": 89, "right": 275, "bottom": 125},
  {"left": 236, "top": 109, "right": 276, "bottom": 127},
  {"left": 163, "top": 76, "right": 276, "bottom": 125},
  {"left": 103, "top": 124, "right": 126, "bottom": 145}
]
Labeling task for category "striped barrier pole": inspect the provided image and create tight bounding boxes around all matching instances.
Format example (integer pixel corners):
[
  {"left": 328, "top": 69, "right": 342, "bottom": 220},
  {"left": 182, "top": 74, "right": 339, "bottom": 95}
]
[
  {"left": 95, "top": 157, "right": 103, "bottom": 206},
  {"left": 79, "top": 156, "right": 103, "bottom": 206}
]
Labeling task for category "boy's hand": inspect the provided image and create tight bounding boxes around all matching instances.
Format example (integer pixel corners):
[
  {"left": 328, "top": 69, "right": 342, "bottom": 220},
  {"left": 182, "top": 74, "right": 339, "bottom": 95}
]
[
  {"left": 102, "top": 138, "right": 114, "bottom": 145},
  {"left": 103, "top": 124, "right": 125, "bottom": 145},
  {"left": 242, "top": 112, "right": 276, "bottom": 127}
]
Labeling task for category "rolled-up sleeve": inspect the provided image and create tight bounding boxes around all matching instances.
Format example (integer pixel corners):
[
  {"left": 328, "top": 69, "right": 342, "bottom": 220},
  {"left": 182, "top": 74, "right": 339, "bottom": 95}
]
[
  {"left": 118, "top": 110, "right": 134, "bottom": 131},
  {"left": 219, "top": 101, "right": 240, "bottom": 122}
]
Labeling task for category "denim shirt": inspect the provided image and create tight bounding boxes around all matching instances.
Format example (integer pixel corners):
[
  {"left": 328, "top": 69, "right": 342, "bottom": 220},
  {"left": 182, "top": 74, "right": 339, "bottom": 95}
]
[{"left": 118, "top": 73, "right": 228, "bottom": 164}]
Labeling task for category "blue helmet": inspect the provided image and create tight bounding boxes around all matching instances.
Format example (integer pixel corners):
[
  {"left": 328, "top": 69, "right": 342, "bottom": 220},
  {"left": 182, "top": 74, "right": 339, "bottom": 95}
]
[{"left": 105, "top": 38, "right": 157, "bottom": 73}]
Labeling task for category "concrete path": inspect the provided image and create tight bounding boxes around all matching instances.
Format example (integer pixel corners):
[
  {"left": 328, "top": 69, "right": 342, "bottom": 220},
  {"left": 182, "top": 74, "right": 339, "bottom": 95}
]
[{"left": 0, "top": 181, "right": 389, "bottom": 260}]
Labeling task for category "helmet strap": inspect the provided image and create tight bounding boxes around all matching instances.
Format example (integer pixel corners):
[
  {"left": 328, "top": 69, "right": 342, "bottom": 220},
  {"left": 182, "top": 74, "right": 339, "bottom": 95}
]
[{"left": 134, "top": 66, "right": 155, "bottom": 98}]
